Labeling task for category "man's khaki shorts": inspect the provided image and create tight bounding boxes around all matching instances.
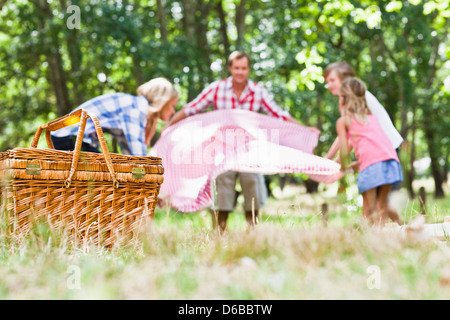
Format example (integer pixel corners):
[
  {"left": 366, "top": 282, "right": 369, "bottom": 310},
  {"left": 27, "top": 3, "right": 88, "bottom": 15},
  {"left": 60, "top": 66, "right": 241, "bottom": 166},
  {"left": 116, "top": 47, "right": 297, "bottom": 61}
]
[{"left": 215, "top": 171, "right": 267, "bottom": 212}]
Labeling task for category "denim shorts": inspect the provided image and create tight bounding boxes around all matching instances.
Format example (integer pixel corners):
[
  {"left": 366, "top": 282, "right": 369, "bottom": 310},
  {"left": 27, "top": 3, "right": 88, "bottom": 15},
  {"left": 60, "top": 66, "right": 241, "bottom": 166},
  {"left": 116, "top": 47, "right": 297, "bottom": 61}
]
[{"left": 357, "top": 159, "right": 403, "bottom": 194}]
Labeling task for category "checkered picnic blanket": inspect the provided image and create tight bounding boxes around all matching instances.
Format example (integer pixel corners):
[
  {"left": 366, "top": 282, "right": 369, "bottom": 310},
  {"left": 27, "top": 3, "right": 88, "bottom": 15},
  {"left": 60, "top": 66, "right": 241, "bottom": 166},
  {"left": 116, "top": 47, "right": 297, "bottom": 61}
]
[{"left": 150, "top": 109, "right": 343, "bottom": 212}]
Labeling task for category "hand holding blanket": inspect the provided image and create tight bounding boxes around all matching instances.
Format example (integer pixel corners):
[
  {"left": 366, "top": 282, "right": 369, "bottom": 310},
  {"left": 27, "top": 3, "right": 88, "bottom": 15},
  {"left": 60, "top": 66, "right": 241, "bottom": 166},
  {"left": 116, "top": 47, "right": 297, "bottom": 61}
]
[{"left": 150, "top": 109, "right": 343, "bottom": 212}]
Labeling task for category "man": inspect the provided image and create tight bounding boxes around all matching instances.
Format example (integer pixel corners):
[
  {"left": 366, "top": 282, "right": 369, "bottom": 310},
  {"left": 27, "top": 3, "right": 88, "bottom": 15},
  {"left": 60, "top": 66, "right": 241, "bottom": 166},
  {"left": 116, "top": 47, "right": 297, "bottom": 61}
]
[{"left": 165, "top": 51, "right": 299, "bottom": 233}]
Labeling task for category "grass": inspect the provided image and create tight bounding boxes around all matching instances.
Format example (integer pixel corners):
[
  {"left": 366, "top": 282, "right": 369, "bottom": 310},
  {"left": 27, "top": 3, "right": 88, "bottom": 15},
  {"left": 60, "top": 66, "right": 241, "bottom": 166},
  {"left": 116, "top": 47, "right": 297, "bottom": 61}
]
[{"left": 0, "top": 180, "right": 449, "bottom": 300}]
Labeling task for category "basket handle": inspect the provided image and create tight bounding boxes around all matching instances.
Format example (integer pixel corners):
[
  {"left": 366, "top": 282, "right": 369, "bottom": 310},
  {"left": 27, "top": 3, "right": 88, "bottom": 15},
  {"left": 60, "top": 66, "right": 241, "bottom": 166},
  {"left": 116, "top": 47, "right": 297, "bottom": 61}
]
[{"left": 31, "top": 109, "right": 120, "bottom": 189}]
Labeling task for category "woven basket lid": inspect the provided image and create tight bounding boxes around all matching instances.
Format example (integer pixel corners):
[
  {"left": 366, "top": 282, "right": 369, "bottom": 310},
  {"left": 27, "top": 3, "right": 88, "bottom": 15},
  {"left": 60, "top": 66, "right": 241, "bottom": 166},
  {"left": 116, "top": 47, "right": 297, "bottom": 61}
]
[{"left": 0, "top": 148, "right": 164, "bottom": 184}]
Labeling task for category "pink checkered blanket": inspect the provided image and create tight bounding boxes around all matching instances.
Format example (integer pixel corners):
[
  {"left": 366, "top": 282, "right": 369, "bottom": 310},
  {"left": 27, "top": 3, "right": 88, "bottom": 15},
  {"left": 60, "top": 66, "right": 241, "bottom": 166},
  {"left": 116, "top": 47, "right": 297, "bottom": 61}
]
[{"left": 150, "top": 109, "right": 343, "bottom": 212}]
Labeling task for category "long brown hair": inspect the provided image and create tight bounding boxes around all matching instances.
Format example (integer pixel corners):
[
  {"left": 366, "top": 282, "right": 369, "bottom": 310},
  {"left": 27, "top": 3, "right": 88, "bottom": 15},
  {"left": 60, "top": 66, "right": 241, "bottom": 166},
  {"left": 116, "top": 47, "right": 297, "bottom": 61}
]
[{"left": 340, "top": 77, "right": 370, "bottom": 124}]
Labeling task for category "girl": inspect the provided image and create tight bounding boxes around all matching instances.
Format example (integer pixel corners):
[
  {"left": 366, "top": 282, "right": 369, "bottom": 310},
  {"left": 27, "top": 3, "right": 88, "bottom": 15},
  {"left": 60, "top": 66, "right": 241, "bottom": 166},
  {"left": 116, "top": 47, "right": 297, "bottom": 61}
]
[{"left": 335, "top": 78, "right": 403, "bottom": 224}]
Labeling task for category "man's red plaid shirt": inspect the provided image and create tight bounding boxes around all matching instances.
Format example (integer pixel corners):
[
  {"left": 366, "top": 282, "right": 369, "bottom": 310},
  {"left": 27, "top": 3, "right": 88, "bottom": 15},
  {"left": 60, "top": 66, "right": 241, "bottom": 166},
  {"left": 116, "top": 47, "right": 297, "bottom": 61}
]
[{"left": 182, "top": 77, "right": 291, "bottom": 120}]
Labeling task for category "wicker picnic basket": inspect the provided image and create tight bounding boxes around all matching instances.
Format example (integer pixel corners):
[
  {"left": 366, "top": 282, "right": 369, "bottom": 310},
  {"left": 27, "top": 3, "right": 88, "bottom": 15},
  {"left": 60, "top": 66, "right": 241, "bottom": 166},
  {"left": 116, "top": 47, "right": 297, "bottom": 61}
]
[{"left": 0, "top": 109, "right": 164, "bottom": 247}]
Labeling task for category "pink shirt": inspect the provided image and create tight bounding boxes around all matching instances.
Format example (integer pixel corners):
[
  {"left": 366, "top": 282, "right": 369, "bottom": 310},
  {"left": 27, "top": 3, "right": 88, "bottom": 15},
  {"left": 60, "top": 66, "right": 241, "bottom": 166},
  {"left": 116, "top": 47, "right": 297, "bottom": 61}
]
[
  {"left": 182, "top": 77, "right": 291, "bottom": 120},
  {"left": 348, "top": 114, "right": 399, "bottom": 172}
]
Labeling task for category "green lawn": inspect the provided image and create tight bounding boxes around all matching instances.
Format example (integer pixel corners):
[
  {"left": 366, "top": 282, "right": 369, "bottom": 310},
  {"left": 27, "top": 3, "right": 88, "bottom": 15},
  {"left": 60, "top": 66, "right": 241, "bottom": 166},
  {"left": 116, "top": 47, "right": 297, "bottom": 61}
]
[{"left": 0, "top": 180, "right": 449, "bottom": 300}]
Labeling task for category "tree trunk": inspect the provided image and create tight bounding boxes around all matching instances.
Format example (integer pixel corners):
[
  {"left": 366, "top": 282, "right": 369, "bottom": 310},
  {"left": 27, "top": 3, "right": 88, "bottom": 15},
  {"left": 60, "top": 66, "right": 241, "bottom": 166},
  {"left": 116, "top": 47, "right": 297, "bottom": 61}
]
[
  {"left": 235, "top": 0, "right": 246, "bottom": 49},
  {"left": 407, "top": 122, "right": 416, "bottom": 198},
  {"left": 37, "top": 0, "right": 72, "bottom": 116},
  {"left": 58, "top": 0, "right": 84, "bottom": 107},
  {"left": 196, "top": 0, "right": 213, "bottom": 81},
  {"left": 181, "top": 0, "right": 197, "bottom": 101},
  {"left": 181, "top": 0, "right": 212, "bottom": 100},
  {"left": 396, "top": 67, "right": 415, "bottom": 198},
  {"left": 442, "top": 153, "right": 448, "bottom": 184},
  {"left": 132, "top": 53, "right": 145, "bottom": 86},
  {"left": 156, "top": 0, "right": 168, "bottom": 43},
  {"left": 421, "top": 32, "right": 445, "bottom": 199},
  {"left": 378, "top": 32, "right": 416, "bottom": 197},
  {"left": 424, "top": 126, "right": 445, "bottom": 198},
  {"left": 215, "top": 0, "right": 231, "bottom": 63},
  {"left": 47, "top": 54, "right": 72, "bottom": 116},
  {"left": 181, "top": 0, "right": 197, "bottom": 44}
]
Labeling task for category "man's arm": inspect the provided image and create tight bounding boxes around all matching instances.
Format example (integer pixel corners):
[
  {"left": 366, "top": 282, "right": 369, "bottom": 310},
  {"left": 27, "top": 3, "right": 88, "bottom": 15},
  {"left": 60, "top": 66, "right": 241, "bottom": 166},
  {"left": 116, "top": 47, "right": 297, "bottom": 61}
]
[
  {"left": 285, "top": 115, "right": 303, "bottom": 125},
  {"left": 163, "top": 81, "right": 219, "bottom": 132},
  {"left": 259, "top": 86, "right": 292, "bottom": 121}
]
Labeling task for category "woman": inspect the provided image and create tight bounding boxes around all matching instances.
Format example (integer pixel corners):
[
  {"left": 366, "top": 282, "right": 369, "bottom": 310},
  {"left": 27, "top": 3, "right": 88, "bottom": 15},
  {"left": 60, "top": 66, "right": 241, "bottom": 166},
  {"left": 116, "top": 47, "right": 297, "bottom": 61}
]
[{"left": 51, "top": 78, "right": 179, "bottom": 156}]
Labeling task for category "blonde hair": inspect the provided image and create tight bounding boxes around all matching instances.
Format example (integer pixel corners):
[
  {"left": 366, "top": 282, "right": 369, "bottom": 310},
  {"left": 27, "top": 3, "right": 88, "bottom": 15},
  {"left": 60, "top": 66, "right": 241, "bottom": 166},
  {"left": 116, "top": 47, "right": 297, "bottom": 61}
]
[
  {"left": 340, "top": 78, "right": 370, "bottom": 124},
  {"left": 137, "top": 77, "right": 179, "bottom": 113},
  {"left": 323, "top": 61, "right": 356, "bottom": 81},
  {"left": 137, "top": 77, "right": 179, "bottom": 146}
]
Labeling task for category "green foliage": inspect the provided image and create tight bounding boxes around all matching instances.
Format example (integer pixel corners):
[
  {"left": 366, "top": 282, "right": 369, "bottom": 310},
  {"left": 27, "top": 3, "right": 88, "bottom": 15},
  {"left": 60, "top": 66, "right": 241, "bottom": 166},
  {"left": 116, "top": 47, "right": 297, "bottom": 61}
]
[{"left": 0, "top": 0, "right": 448, "bottom": 194}]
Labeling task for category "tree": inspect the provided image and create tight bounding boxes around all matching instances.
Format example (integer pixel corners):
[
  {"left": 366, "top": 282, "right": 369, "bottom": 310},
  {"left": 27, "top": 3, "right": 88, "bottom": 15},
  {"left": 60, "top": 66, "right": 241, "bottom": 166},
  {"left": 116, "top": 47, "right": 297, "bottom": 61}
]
[{"left": 0, "top": 0, "right": 448, "bottom": 198}]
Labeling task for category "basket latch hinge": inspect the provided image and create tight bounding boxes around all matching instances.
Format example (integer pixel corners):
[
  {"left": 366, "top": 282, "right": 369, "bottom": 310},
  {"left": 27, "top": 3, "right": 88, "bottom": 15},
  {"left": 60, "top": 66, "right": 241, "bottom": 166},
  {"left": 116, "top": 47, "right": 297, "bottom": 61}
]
[
  {"left": 132, "top": 167, "right": 146, "bottom": 179},
  {"left": 26, "top": 163, "right": 41, "bottom": 176}
]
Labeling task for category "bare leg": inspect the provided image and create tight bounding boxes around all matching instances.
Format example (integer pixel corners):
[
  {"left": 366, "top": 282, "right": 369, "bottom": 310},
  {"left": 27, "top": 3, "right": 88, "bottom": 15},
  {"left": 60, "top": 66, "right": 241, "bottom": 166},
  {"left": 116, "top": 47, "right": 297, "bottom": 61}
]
[
  {"left": 376, "top": 184, "right": 391, "bottom": 224},
  {"left": 217, "top": 211, "right": 230, "bottom": 234},
  {"left": 245, "top": 210, "right": 259, "bottom": 228},
  {"left": 386, "top": 206, "right": 402, "bottom": 225},
  {"left": 377, "top": 184, "right": 401, "bottom": 225},
  {"left": 362, "top": 188, "right": 377, "bottom": 224}
]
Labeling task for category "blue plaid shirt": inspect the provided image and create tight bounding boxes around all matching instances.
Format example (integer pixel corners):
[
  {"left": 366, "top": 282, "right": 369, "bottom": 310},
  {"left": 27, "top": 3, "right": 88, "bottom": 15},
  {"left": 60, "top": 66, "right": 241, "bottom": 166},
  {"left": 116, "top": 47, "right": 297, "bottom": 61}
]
[{"left": 52, "top": 93, "right": 149, "bottom": 156}]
